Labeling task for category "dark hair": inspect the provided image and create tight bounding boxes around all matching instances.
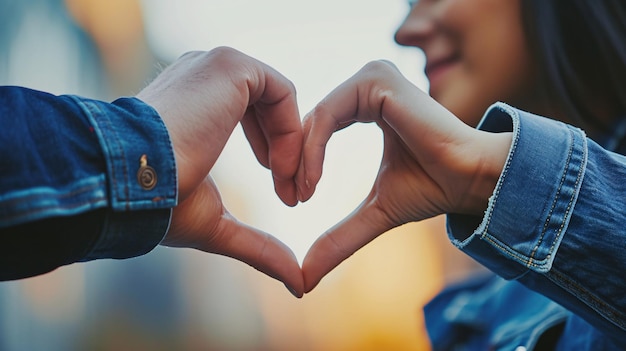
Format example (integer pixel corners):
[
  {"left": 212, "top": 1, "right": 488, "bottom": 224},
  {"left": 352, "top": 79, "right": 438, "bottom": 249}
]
[{"left": 521, "top": 0, "right": 626, "bottom": 134}]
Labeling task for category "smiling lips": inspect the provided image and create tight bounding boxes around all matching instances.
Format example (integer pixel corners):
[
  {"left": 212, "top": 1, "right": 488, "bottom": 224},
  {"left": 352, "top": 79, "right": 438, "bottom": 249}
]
[{"left": 424, "top": 54, "right": 460, "bottom": 91}]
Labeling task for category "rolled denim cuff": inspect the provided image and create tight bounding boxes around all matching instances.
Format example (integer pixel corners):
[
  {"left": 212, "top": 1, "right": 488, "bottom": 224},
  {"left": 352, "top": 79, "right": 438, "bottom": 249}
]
[
  {"left": 446, "top": 102, "right": 587, "bottom": 279},
  {"left": 69, "top": 96, "right": 177, "bottom": 259},
  {"left": 69, "top": 96, "right": 177, "bottom": 211}
]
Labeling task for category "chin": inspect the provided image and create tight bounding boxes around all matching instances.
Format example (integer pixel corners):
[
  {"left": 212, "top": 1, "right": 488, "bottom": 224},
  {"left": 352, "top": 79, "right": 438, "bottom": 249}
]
[{"left": 436, "top": 95, "right": 487, "bottom": 127}]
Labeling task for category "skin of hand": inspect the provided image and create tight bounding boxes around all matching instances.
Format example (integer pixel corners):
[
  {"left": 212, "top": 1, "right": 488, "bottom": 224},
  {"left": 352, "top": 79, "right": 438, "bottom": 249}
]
[
  {"left": 136, "top": 47, "right": 304, "bottom": 297},
  {"left": 297, "top": 61, "right": 512, "bottom": 293}
]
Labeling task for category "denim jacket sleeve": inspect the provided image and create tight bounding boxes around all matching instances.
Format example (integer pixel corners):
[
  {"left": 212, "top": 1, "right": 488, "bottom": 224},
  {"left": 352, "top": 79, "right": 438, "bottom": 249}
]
[
  {"left": 0, "top": 86, "right": 177, "bottom": 280},
  {"left": 447, "top": 102, "right": 626, "bottom": 342}
]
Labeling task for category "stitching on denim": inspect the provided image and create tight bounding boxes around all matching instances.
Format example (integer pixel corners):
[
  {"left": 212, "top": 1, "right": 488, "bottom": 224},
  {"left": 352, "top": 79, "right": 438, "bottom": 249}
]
[
  {"left": 481, "top": 163, "right": 584, "bottom": 271},
  {"left": 528, "top": 129, "right": 575, "bottom": 266},
  {"left": 0, "top": 177, "right": 108, "bottom": 226},
  {"left": 530, "top": 129, "right": 585, "bottom": 269},
  {"left": 548, "top": 268, "right": 626, "bottom": 330},
  {"left": 487, "top": 128, "right": 585, "bottom": 271},
  {"left": 85, "top": 100, "right": 130, "bottom": 210},
  {"left": 480, "top": 113, "right": 586, "bottom": 272},
  {"left": 0, "top": 179, "right": 104, "bottom": 203},
  {"left": 482, "top": 234, "right": 533, "bottom": 263},
  {"left": 70, "top": 96, "right": 119, "bottom": 202},
  {"left": 2, "top": 195, "right": 108, "bottom": 223},
  {"left": 543, "top": 138, "right": 585, "bottom": 258},
  {"left": 481, "top": 105, "right": 519, "bottom": 239},
  {"left": 480, "top": 231, "right": 557, "bottom": 270}
]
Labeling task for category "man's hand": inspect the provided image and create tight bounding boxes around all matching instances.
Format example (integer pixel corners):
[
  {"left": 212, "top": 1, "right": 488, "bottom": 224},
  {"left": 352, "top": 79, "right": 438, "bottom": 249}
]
[
  {"left": 298, "top": 61, "right": 512, "bottom": 293},
  {"left": 136, "top": 47, "right": 304, "bottom": 297}
]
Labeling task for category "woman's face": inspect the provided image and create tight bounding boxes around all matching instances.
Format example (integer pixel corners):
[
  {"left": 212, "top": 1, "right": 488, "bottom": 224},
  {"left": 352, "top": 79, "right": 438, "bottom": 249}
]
[{"left": 395, "top": 0, "right": 537, "bottom": 127}]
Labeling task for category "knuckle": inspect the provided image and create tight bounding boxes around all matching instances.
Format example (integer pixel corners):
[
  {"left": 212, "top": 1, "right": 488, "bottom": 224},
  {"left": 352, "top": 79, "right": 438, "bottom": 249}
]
[
  {"left": 326, "top": 232, "right": 352, "bottom": 260},
  {"left": 361, "top": 60, "right": 399, "bottom": 80},
  {"left": 197, "top": 46, "right": 248, "bottom": 71},
  {"left": 285, "top": 79, "right": 297, "bottom": 95},
  {"left": 178, "top": 50, "right": 203, "bottom": 60},
  {"left": 210, "top": 46, "right": 241, "bottom": 59},
  {"left": 310, "top": 99, "right": 329, "bottom": 117}
]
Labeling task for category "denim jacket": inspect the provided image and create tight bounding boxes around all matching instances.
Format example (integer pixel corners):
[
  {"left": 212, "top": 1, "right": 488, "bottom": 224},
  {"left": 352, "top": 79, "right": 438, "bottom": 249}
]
[
  {"left": 426, "top": 103, "right": 626, "bottom": 350},
  {"left": 0, "top": 86, "right": 177, "bottom": 280}
]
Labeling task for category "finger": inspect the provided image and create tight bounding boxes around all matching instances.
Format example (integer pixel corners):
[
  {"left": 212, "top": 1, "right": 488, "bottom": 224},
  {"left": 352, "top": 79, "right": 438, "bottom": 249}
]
[
  {"left": 204, "top": 213, "right": 305, "bottom": 298},
  {"left": 241, "top": 107, "right": 302, "bottom": 207},
  {"left": 301, "top": 196, "right": 397, "bottom": 293},
  {"left": 249, "top": 66, "right": 303, "bottom": 206},
  {"left": 297, "top": 78, "right": 364, "bottom": 202},
  {"left": 241, "top": 106, "right": 270, "bottom": 168}
]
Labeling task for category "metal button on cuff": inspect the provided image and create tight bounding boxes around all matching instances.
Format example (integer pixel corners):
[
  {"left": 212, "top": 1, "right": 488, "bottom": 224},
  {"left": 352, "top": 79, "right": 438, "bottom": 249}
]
[{"left": 137, "top": 154, "right": 157, "bottom": 190}]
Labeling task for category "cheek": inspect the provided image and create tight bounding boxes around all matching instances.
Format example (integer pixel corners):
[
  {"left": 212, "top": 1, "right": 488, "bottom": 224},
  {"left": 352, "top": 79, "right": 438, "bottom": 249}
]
[
  {"left": 445, "top": 19, "right": 533, "bottom": 125},
  {"left": 426, "top": 0, "right": 532, "bottom": 126},
  {"left": 433, "top": 47, "right": 534, "bottom": 128},
  {"left": 434, "top": 78, "right": 495, "bottom": 127},
  {"left": 428, "top": 51, "right": 508, "bottom": 126},
  {"left": 472, "top": 32, "right": 535, "bottom": 110}
]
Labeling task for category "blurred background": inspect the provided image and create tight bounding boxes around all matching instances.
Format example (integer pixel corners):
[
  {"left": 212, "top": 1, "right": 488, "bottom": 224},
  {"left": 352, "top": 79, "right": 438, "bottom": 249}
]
[{"left": 0, "top": 0, "right": 480, "bottom": 350}]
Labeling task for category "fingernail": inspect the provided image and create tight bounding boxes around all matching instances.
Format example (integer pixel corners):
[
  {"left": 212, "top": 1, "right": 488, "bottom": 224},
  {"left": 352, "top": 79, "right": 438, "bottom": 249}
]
[{"left": 284, "top": 284, "right": 300, "bottom": 298}]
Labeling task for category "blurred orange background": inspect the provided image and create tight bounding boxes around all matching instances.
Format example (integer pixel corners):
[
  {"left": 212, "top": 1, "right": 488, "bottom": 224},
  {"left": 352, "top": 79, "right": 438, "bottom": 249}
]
[{"left": 0, "top": 1, "right": 481, "bottom": 350}]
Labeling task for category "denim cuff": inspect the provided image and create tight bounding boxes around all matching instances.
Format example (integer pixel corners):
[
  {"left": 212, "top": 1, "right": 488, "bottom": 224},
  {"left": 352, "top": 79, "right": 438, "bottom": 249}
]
[
  {"left": 69, "top": 96, "right": 177, "bottom": 211},
  {"left": 446, "top": 102, "right": 587, "bottom": 279},
  {"left": 69, "top": 96, "right": 177, "bottom": 259},
  {"left": 80, "top": 208, "right": 171, "bottom": 261}
]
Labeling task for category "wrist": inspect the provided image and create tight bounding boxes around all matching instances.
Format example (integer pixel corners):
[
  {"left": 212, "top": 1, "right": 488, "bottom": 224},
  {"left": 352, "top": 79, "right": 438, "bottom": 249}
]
[{"left": 461, "top": 130, "right": 512, "bottom": 215}]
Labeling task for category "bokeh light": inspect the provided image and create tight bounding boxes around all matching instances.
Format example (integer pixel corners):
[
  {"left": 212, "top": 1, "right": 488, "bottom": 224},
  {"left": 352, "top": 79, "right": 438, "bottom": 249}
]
[{"left": 0, "top": 1, "right": 475, "bottom": 350}]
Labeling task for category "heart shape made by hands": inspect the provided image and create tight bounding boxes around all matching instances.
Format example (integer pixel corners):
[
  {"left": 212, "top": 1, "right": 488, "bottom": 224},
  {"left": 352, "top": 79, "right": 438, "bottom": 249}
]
[{"left": 213, "top": 122, "right": 383, "bottom": 294}]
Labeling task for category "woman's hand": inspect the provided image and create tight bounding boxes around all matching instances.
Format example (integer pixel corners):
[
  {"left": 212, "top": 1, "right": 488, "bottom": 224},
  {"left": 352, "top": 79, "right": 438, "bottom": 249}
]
[
  {"left": 137, "top": 47, "right": 304, "bottom": 297},
  {"left": 298, "top": 61, "right": 511, "bottom": 292}
]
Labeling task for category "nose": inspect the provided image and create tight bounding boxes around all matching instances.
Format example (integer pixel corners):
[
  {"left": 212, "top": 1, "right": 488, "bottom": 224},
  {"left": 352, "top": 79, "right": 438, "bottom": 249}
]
[{"left": 394, "top": 3, "right": 435, "bottom": 48}]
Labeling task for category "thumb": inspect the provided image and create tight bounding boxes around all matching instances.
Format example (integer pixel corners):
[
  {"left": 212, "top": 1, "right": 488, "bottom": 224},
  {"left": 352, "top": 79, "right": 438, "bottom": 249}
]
[
  {"left": 301, "top": 195, "right": 397, "bottom": 293},
  {"left": 205, "top": 214, "right": 305, "bottom": 298}
]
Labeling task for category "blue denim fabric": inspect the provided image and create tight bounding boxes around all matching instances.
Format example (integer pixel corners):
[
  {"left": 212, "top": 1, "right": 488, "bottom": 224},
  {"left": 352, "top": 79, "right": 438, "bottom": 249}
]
[
  {"left": 430, "top": 103, "right": 626, "bottom": 349},
  {"left": 425, "top": 274, "right": 570, "bottom": 350},
  {"left": 0, "top": 86, "right": 177, "bottom": 267}
]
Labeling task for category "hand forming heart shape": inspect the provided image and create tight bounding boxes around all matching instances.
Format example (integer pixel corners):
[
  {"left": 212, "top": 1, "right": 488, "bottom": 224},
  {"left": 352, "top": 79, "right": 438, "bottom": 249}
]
[
  {"left": 137, "top": 47, "right": 511, "bottom": 299},
  {"left": 296, "top": 61, "right": 511, "bottom": 293}
]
